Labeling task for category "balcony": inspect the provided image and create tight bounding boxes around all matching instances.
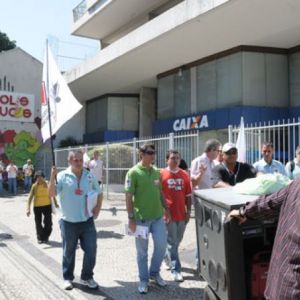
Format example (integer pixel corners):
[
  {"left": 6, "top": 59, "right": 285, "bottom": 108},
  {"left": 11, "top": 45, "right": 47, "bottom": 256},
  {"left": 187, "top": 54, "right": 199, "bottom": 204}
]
[
  {"left": 66, "top": 0, "right": 300, "bottom": 103},
  {"left": 71, "top": 0, "right": 180, "bottom": 42}
]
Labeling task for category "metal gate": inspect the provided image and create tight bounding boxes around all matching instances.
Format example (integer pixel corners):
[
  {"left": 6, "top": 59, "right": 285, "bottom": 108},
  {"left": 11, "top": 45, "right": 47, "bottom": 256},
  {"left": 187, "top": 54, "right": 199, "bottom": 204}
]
[{"left": 229, "top": 118, "right": 300, "bottom": 164}]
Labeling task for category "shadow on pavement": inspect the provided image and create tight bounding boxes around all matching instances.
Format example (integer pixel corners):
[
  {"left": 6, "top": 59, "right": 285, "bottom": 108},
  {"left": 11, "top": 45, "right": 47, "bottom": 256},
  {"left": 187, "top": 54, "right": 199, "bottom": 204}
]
[
  {"left": 97, "top": 230, "right": 124, "bottom": 240},
  {"left": 0, "top": 233, "right": 13, "bottom": 240},
  {"left": 180, "top": 267, "right": 203, "bottom": 282},
  {"left": 113, "top": 280, "right": 204, "bottom": 300},
  {"left": 72, "top": 282, "right": 112, "bottom": 299},
  {"left": 44, "top": 240, "right": 62, "bottom": 248}
]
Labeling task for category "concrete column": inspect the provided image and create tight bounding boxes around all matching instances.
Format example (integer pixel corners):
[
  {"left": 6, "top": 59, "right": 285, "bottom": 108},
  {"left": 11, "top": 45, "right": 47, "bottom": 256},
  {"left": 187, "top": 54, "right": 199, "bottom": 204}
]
[
  {"left": 139, "top": 87, "right": 156, "bottom": 137},
  {"left": 190, "top": 66, "right": 197, "bottom": 113}
]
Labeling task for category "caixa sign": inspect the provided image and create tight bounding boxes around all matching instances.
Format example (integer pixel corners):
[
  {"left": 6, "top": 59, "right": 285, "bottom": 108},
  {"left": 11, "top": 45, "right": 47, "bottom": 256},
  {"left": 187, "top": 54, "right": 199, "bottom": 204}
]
[{"left": 173, "top": 115, "right": 208, "bottom": 132}]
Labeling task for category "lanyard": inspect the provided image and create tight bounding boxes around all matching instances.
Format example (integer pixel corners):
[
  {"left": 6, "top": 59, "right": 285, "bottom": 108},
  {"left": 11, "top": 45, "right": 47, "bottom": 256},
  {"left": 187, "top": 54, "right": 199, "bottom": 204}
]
[
  {"left": 76, "top": 172, "right": 83, "bottom": 190},
  {"left": 222, "top": 162, "right": 240, "bottom": 185}
]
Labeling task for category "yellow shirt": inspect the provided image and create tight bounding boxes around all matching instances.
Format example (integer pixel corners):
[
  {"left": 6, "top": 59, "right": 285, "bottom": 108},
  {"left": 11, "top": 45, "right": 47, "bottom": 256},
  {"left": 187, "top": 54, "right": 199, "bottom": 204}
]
[{"left": 27, "top": 181, "right": 51, "bottom": 207}]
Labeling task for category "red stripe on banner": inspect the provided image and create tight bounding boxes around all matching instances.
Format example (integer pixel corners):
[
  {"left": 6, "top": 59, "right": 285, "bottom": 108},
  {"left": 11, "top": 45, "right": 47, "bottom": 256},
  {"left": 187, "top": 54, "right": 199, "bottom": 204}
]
[{"left": 41, "top": 81, "right": 46, "bottom": 105}]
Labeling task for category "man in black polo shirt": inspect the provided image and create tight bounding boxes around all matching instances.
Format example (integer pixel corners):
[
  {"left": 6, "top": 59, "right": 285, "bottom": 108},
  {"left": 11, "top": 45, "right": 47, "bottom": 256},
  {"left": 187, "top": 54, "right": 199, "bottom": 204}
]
[{"left": 212, "top": 142, "right": 256, "bottom": 187}]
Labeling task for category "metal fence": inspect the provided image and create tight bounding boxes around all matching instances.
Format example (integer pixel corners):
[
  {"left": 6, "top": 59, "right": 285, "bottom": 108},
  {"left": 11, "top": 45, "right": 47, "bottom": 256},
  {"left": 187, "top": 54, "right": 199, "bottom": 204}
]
[
  {"left": 54, "top": 131, "right": 201, "bottom": 199},
  {"left": 54, "top": 117, "right": 300, "bottom": 199},
  {"left": 229, "top": 117, "right": 300, "bottom": 164}
]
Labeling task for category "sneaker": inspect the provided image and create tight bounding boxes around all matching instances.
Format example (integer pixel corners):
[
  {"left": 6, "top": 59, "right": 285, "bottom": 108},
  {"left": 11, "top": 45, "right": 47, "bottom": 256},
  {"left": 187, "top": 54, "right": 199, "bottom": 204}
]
[
  {"left": 172, "top": 271, "right": 184, "bottom": 282},
  {"left": 80, "top": 278, "right": 99, "bottom": 289},
  {"left": 63, "top": 280, "right": 73, "bottom": 290},
  {"left": 150, "top": 274, "right": 167, "bottom": 287},
  {"left": 37, "top": 240, "right": 43, "bottom": 244},
  {"left": 138, "top": 281, "right": 148, "bottom": 294}
]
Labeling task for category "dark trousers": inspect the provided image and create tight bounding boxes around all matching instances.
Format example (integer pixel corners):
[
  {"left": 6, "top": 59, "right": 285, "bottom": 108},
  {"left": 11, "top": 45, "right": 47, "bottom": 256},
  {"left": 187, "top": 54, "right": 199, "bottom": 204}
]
[{"left": 33, "top": 205, "right": 52, "bottom": 241}]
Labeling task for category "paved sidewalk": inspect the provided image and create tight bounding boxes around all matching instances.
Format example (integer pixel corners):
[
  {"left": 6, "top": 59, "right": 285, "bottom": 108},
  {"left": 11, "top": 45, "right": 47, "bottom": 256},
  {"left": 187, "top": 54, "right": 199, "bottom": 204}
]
[{"left": 0, "top": 192, "right": 206, "bottom": 299}]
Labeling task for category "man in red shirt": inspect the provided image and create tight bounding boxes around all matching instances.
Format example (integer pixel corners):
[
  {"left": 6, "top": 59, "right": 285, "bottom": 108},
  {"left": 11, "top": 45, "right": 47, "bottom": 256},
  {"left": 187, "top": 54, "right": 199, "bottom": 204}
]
[{"left": 161, "top": 150, "right": 192, "bottom": 282}]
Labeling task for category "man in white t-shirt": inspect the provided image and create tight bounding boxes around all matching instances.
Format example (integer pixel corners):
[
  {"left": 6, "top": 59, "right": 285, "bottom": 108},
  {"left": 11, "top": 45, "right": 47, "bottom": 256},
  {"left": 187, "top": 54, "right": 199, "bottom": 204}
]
[
  {"left": 88, "top": 150, "right": 103, "bottom": 185},
  {"left": 190, "top": 139, "right": 222, "bottom": 190},
  {"left": 23, "top": 159, "right": 34, "bottom": 192},
  {"left": 6, "top": 161, "right": 18, "bottom": 195}
]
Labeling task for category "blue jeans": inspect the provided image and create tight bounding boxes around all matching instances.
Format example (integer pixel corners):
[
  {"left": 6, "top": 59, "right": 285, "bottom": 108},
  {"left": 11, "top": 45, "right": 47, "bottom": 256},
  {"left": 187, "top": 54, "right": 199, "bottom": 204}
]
[
  {"left": 135, "top": 217, "right": 167, "bottom": 283},
  {"left": 8, "top": 178, "right": 17, "bottom": 194},
  {"left": 165, "top": 221, "right": 186, "bottom": 272},
  {"left": 24, "top": 176, "right": 32, "bottom": 192},
  {"left": 0, "top": 179, "right": 3, "bottom": 194},
  {"left": 59, "top": 217, "right": 97, "bottom": 281}
]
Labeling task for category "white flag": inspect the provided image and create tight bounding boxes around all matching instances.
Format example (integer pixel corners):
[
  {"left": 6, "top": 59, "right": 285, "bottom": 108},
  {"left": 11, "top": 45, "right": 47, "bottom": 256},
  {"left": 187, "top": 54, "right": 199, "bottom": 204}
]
[
  {"left": 236, "top": 116, "right": 246, "bottom": 163},
  {"left": 41, "top": 44, "right": 82, "bottom": 142}
]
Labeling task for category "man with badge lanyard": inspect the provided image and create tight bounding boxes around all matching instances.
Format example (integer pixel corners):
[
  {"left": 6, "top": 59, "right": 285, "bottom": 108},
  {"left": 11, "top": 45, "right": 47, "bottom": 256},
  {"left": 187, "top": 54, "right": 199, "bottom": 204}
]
[
  {"left": 212, "top": 142, "right": 256, "bottom": 187},
  {"left": 49, "top": 150, "right": 103, "bottom": 291}
]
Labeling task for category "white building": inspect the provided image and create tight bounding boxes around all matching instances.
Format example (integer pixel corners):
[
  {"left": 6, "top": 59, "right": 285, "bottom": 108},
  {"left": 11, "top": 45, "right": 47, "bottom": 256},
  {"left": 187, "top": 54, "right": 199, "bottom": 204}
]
[
  {"left": 64, "top": 0, "right": 300, "bottom": 144},
  {"left": 0, "top": 47, "right": 44, "bottom": 167}
]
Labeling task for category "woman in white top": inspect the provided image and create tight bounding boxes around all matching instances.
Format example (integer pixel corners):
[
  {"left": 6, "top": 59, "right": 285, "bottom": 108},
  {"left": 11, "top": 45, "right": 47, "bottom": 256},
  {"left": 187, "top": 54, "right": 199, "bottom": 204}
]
[{"left": 285, "top": 146, "right": 300, "bottom": 179}]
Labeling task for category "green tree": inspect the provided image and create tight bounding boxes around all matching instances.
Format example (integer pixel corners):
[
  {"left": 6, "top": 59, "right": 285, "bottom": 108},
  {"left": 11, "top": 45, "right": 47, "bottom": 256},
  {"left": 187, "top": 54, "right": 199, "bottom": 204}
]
[
  {"left": 0, "top": 31, "right": 16, "bottom": 52},
  {"left": 58, "top": 136, "right": 81, "bottom": 148}
]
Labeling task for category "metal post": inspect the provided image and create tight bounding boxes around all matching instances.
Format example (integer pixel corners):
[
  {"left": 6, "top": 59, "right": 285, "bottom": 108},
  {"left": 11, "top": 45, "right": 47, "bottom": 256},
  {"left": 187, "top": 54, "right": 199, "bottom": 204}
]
[
  {"left": 106, "top": 142, "right": 109, "bottom": 201},
  {"left": 169, "top": 132, "right": 174, "bottom": 150},
  {"left": 54, "top": 150, "right": 57, "bottom": 167},
  {"left": 196, "top": 130, "right": 200, "bottom": 155},
  {"left": 133, "top": 137, "right": 137, "bottom": 165},
  {"left": 43, "top": 151, "right": 46, "bottom": 177},
  {"left": 228, "top": 125, "right": 233, "bottom": 143}
]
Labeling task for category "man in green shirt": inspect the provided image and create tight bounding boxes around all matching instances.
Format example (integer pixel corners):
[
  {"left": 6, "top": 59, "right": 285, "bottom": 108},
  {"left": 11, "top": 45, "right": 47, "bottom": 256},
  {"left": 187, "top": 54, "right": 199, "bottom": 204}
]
[{"left": 125, "top": 143, "right": 170, "bottom": 294}]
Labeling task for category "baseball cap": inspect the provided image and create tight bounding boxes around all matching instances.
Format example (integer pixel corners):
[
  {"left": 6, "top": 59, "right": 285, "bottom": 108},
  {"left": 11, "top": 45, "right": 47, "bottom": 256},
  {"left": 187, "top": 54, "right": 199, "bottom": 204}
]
[{"left": 222, "top": 142, "right": 237, "bottom": 153}]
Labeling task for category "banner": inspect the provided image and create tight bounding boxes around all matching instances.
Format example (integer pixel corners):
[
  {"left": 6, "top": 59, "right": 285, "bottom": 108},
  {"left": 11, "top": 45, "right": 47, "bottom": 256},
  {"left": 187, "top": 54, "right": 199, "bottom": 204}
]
[
  {"left": 0, "top": 91, "right": 35, "bottom": 122},
  {"left": 41, "top": 44, "right": 82, "bottom": 142}
]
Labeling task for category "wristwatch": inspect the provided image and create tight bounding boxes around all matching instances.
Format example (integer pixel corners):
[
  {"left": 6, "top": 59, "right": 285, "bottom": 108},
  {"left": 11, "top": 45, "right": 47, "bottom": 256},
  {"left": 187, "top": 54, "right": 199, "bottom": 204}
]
[{"left": 128, "top": 212, "right": 135, "bottom": 220}]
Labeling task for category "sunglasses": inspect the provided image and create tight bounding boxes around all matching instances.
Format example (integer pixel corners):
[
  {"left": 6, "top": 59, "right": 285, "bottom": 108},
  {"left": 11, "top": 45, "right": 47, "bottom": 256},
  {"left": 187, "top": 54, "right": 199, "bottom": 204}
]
[
  {"left": 73, "top": 158, "right": 83, "bottom": 162},
  {"left": 225, "top": 149, "right": 237, "bottom": 155},
  {"left": 144, "top": 150, "right": 155, "bottom": 155}
]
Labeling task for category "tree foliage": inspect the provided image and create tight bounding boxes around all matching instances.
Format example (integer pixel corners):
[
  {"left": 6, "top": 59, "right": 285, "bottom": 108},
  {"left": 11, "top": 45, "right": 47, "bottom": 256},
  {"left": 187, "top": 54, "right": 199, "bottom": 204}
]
[
  {"left": 58, "top": 136, "right": 81, "bottom": 148},
  {"left": 0, "top": 31, "right": 16, "bottom": 52}
]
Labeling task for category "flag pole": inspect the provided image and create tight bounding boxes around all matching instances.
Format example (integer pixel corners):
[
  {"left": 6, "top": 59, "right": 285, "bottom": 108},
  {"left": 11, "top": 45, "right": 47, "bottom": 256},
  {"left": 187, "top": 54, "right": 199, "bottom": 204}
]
[{"left": 45, "top": 39, "right": 56, "bottom": 166}]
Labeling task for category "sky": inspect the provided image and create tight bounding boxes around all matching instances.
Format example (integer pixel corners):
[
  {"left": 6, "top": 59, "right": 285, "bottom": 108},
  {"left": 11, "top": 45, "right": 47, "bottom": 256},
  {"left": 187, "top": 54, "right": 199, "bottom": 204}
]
[{"left": 0, "top": 0, "right": 99, "bottom": 71}]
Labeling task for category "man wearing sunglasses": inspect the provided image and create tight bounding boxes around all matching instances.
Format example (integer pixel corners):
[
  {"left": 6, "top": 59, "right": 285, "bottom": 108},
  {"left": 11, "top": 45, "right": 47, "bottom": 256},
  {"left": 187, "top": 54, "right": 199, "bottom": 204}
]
[
  {"left": 253, "top": 142, "right": 286, "bottom": 176},
  {"left": 125, "top": 143, "right": 169, "bottom": 294},
  {"left": 49, "top": 150, "right": 103, "bottom": 291},
  {"left": 212, "top": 142, "right": 256, "bottom": 187}
]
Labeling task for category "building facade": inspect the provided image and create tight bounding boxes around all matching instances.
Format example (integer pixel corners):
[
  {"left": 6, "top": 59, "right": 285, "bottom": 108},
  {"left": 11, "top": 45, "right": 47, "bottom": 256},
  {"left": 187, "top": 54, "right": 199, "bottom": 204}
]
[
  {"left": 64, "top": 0, "right": 300, "bottom": 143},
  {"left": 0, "top": 47, "right": 44, "bottom": 167}
]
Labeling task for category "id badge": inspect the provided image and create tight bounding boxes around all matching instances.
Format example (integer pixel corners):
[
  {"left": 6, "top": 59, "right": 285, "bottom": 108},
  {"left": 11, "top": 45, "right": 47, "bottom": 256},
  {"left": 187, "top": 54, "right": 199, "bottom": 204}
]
[{"left": 75, "top": 188, "right": 83, "bottom": 195}]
